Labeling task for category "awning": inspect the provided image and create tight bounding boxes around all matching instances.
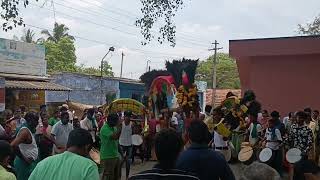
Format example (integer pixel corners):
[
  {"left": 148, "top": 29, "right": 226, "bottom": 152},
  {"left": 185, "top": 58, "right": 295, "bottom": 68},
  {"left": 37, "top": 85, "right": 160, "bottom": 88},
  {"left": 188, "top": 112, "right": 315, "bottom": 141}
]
[{"left": 5, "top": 80, "right": 72, "bottom": 91}]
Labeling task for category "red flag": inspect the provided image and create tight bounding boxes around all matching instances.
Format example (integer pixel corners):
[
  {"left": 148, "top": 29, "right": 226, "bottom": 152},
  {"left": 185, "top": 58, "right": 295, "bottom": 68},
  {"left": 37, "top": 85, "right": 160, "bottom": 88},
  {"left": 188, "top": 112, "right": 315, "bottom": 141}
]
[{"left": 182, "top": 71, "right": 189, "bottom": 85}]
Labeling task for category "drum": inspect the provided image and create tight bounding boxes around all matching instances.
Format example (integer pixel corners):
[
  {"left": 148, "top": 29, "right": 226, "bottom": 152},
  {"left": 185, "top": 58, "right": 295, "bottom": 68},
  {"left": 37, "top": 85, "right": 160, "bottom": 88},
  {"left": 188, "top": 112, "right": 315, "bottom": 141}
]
[
  {"left": 259, "top": 148, "right": 273, "bottom": 163},
  {"left": 286, "top": 148, "right": 302, "bottom": 164},
  {"left": 241, "top": 142, "right": 251, "bottom": 148},
  {"left": 238, "top": 146, "right": 254, "bottom": 165},
  {"left": 89, "top": 148, "right": 100, "bottom": 165},
  {"left": 132, "top": 134, "right": 143, "bottom": 146}
]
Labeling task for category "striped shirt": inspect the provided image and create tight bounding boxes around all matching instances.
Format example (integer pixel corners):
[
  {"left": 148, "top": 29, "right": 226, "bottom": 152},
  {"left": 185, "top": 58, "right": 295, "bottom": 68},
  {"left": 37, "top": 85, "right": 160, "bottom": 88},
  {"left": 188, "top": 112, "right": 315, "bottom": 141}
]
[{"left": 129, "top": 166, "right": 200, "bottom": 180}]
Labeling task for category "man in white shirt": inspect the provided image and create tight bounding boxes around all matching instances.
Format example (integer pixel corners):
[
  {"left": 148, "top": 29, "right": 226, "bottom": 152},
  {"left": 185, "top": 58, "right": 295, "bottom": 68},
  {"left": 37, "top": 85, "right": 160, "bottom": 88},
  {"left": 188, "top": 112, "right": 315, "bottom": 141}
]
[
  {"left": 212, "top": 124, "right": 231, "bottom": 162},
  {"left": 119, "top": 111, "right": 133, "bottom": 179},
  {"left": 265, "top": 118, "right": 283, "bottom": 176},
  {"left": 80, "top": 108, "right": 98, "bottom": 142},
  {"left": 51, "top": 111, "right": 73, "bottom": 154}
]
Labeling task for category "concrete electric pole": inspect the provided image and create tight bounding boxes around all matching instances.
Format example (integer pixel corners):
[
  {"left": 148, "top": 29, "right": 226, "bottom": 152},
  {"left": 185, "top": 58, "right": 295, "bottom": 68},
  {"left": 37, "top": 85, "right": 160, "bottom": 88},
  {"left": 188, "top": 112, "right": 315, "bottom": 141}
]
[
  {"left": 120, "top": 52, "right": 125, "bottom": 78},
  {"left": 209, "top": 40, "right": 222, "bottom": 107}
]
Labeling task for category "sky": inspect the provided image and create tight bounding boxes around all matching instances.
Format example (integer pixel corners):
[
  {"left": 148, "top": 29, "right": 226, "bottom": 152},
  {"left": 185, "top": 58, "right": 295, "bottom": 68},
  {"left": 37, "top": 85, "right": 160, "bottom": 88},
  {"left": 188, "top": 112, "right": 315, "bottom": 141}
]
[{"left": 0, "top": 0, "right": 319, "bottom": 79}]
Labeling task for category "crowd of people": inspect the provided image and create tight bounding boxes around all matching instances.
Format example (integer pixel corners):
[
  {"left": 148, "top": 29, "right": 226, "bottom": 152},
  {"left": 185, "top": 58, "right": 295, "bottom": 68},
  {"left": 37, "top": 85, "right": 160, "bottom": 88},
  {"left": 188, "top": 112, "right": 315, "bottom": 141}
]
[{"left": 1, "top": 99, "right": 320, "bottom": 180}]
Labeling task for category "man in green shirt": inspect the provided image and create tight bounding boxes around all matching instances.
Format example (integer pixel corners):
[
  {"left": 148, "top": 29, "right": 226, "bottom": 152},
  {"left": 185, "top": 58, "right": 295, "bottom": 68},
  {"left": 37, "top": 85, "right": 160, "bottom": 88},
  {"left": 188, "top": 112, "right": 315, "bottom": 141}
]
[
  {"left": 48, "top": 110, "right": 60, "bottom": 126},
  {"left": 100, "top": 113, "right": 122, "bottom": 180},
  {"left": 29, "top": 128, "right": 99, "bottom": 180}
]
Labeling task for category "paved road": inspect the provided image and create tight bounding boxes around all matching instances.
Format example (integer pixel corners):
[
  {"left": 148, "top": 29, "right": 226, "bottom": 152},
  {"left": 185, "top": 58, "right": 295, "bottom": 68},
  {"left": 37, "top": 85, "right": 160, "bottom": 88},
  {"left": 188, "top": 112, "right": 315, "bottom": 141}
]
[{"left": 121, "top": 160, "right": 245, "bottom": 180}]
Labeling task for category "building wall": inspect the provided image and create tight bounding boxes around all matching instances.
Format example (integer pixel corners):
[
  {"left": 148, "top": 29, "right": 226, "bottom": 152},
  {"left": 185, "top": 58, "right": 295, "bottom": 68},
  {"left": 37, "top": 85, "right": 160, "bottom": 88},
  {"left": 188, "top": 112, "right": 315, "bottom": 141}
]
[
  {"left": 119, "top": 82, "right": 145, "bottom": 102},
  {"left": 248, "top": 54, "right": 320, "bottom": 115},
  {"left": 230, "top": 37, "right": 320, "bottom": 116},
  {"left": 46, "top": 73, "right": 119, "bottom": 105}
]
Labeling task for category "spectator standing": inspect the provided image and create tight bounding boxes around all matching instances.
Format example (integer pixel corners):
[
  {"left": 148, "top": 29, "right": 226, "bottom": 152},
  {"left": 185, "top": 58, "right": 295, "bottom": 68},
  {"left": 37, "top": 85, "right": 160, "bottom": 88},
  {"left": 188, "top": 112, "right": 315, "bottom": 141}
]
[
  {"left": 0, "top": 140, "right": 16, "bottom": 180},
  {"left": 119, "top": 111, "right": 133, "bottom": 180},
  {"left": 48, "top": 110, "right": 60, "bottom": 126},
  {"left": 129, "top": 129, "right": 199, "bottom": 180},
  {"left": 29, "top": 129, "right": 99, "bottom": 180},
  {"left": 11, "top": 112, "right": 39, "bottom": 180},
  {"left": 51, "top": 111, "right": 73, "bottom": 154},
  {"left": 19, "top": 105, "right": 27, "bottom": 117},
  {"left": 35, "top": 111, "right": 54, "bottom": 160},
  {"left": 8, "top": 108, "right": 26, "bottom": 134},
  {"left": 176, "top": 120, "right": 235, "bottom": 180},
  {"left": 80, "top": 108, "right": 98, "bottom": 142},
  {"left": 100, "top": 113, "right": 122, "bottom": 180},
  {"left": 305, "top": 112, "right": 316, "bottom": 161},
  {"left": 175, "top": 108, "right": 185, "bottom": 136},
  {"left": 259, "top": 110, "right": 269, "bottom": 131}
]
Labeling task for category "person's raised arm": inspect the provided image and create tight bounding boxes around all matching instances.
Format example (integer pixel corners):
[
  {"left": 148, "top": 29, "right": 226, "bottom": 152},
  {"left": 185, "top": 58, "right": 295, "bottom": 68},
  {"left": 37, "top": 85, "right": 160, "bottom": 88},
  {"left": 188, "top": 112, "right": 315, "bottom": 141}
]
[{"left": 10, "top": 129, "right": 32, "bottom": 163}]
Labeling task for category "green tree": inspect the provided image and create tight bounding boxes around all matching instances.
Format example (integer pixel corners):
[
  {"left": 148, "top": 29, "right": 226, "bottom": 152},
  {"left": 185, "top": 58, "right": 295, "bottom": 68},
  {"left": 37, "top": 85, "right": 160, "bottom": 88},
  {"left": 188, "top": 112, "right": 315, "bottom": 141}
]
[
  {"left": 196, "top": 53, "right": 240, "bottom": 89},
  {"left": 21, "top": 28, "right": 36, "bottom": 43},
  {"left": 298, "top": 15, "right": 320, "bottom": 35},
  {"left": 44, "top": 37, "right": 77, "bottom": 73},
  {"left": 41, "top": 23, "right": 75, "bottom": 43},
  {"left": 76, "top": 61, "right": 114, "bottom": 77},
  {"left": 136, "top": 0, "right": 184, "bottom": 46}
]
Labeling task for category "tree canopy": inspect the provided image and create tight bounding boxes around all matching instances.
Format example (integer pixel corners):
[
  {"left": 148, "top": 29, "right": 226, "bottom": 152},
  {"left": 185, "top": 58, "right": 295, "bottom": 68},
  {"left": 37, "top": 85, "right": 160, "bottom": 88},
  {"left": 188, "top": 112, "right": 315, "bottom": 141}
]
[
  {"left": 44, "top": 37, "right": 77, "bottom": 73},
  {"left": 136, "top": 0, "right": 184, "bottom": 46},
  {"left": 41, "top": 23, "right": 75, "bottom": 43},
  {"left": 298, "top": 15, "right": 320, "bottom": 35},
  {"left": 76, "top": 61, "right": 114, "bottom": 77},
  {"left": 21, "top": 28, "right": 36, "bottom": 43},
  {"left": 196, "top": 53, "right": 240, "bottom": 89}
]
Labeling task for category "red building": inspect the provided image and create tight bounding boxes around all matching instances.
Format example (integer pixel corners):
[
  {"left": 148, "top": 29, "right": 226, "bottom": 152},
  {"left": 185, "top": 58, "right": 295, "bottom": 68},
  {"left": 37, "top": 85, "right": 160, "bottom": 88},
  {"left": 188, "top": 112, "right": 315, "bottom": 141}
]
[{"left": 230, "top": 36, "right": 320, "bottom": 116}]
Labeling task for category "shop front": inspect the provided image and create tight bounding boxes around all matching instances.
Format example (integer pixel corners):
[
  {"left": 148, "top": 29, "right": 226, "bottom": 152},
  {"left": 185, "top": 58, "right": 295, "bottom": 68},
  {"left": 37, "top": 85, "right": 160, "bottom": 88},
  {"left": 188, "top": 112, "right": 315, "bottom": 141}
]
[{"left": 4, "top": 80, "right": 71, "bottom": 111}]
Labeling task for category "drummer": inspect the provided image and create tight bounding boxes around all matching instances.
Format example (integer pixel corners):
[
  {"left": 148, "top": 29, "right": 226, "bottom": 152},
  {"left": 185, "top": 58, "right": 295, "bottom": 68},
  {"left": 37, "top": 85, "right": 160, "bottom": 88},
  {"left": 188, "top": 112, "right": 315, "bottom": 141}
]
[
  {"left": 286, "top": 111, "right": 313, "bottom": 160},
  {"left": 247, "top": 114, "right": 263, "bottom": 146},
  {"left": 264, "top": 117, "right": 283, "bottom": 176}
]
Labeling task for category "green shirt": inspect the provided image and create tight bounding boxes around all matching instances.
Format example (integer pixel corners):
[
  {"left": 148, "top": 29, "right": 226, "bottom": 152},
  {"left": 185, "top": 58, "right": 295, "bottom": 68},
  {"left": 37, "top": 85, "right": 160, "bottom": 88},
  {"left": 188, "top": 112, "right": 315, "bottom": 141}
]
[
  {"left": 29, "top": 151, "right": 99, "bottom": 180},
  {"left": 100, "top": 124, "right": 119, "bottom": 159},
  {"left": 0, "top": 165, "right": 16, "bottom": 180},
  {"left": 48, "top": 117, "right": 59, "bottom": 126}
]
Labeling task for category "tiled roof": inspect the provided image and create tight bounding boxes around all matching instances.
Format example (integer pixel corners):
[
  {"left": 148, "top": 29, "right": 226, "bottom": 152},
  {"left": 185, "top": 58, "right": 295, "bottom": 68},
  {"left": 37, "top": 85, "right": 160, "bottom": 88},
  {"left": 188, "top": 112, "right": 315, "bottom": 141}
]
[
  {"left": 5, "top": 80, "right": 72, "bottom": 91},
  {"left": 206, "top": 89, "right": 241, "bottom": 107}
]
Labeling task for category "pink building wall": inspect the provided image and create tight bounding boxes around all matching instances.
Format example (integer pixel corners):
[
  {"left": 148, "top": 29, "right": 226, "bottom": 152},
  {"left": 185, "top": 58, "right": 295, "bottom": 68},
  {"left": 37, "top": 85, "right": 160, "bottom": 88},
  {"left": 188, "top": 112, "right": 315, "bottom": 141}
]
[{"left": 230, "top": 36, "right": 320, "bottom": 116}]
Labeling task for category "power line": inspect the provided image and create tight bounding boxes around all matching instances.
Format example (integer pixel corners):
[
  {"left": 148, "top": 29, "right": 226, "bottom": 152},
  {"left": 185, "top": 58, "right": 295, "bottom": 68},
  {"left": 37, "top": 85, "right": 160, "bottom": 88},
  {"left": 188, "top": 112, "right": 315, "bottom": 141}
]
[
  {"left": 26, "top": 23, "right": 203, "bottom": 58},
  {"left": 52, "top": 0, "right": 210, "bottom": 47},
  {"left": 52, "top": 0, "right": 211, "bottom": 45},
  {"left": 33, "top": 2, "right": 210, "bottom": 49}
]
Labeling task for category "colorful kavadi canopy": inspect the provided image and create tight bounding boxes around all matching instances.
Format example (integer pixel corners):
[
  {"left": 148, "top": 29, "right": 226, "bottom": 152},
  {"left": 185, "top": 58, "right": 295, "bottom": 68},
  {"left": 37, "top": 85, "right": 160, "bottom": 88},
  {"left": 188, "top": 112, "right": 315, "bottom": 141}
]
[{"left": 108, "top": 98, "right": 146, "bottom": 115}]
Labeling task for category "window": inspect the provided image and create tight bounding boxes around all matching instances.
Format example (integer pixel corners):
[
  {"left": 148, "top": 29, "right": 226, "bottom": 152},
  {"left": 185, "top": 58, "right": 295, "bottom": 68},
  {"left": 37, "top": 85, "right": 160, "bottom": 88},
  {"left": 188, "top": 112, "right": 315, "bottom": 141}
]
[{"left": 9, "top": 41, "right": 17, "bottom": 50}]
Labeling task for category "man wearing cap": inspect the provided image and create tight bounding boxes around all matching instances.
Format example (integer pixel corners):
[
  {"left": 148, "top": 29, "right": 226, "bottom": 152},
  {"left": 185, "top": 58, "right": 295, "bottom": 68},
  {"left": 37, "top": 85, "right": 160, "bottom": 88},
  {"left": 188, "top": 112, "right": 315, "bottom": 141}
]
[{"left": 119, "top": 111, "right": 133, "bottom": 179}]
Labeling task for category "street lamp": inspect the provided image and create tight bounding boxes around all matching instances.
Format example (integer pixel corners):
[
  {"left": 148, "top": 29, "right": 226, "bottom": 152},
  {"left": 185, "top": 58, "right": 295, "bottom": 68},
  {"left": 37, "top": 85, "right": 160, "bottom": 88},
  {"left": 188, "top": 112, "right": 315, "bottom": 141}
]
[
  {"left": 100, "top": 46, "right": 115, "bottom": 105},
  {"left": 100, "top": 46, "right": 115, "bottom": 77}
]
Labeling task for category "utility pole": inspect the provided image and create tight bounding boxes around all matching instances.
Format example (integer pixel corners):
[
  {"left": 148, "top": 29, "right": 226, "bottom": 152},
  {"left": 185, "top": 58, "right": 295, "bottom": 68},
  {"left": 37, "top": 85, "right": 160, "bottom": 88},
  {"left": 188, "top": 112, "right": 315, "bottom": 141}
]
[
  {"left": 146, "top": 60, "right": 151, "bottom": 72},
  {"left": 209, "top": 40, "right": 223, "bottom": 107},
  {"left": 120, "top": 52, "right": 125, "bottom": 78}
]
